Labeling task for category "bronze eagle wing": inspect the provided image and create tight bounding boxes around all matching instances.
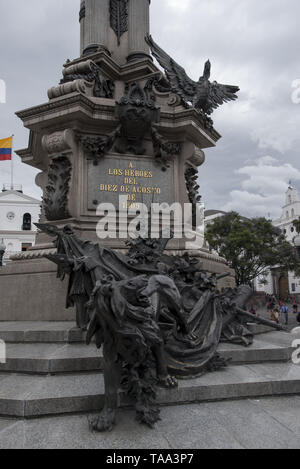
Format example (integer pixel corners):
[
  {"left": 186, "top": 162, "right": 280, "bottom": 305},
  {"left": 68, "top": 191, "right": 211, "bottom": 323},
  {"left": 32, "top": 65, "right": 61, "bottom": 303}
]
[
  {"left": 145, "top": 34, "right": 196, "bottom": 105},
  {"left": 206, "top": 81, "right": 240, "bottom": 115}
]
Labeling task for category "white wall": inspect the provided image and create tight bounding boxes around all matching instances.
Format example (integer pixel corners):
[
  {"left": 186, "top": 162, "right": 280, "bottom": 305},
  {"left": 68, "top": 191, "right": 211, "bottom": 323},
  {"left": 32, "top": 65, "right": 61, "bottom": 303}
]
[
  {"left": 0, "top": 191, "right": 41, "bottom": 263},
  {"left": 254, "top": 271, "right": 274, "bottom": 295}
]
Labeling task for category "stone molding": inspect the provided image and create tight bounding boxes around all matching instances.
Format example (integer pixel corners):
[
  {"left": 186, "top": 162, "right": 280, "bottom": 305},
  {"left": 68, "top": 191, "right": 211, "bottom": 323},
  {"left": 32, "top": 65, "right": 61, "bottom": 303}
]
[
  {"left": 48, "top": 79, "right": 94, "bottom": 100},
  {"left": 11, "top": 248, "right": 56, "bottom": 261},
  {"left": 42, "top": 130, "right": 75, "bottom": 155}
]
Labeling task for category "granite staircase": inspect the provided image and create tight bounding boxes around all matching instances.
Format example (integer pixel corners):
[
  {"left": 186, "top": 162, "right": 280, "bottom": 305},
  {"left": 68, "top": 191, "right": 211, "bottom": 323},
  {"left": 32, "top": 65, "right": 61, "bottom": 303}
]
[{"left": 0, "top": 322, "right": 299, "bottom": 419}]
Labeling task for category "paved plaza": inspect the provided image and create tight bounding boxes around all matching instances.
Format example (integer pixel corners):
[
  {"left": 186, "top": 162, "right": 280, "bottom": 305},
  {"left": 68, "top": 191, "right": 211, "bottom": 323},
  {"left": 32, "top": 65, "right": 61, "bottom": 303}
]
[{"left": 0, "top": 396, "right": 300, "bottom": 449}]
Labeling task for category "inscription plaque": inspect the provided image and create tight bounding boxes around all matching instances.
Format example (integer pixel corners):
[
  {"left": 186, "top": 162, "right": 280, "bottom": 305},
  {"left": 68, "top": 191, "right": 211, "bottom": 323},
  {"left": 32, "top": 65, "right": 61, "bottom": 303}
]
[{"left": 88, "top": 156, "right": 175, "bottom": 210}]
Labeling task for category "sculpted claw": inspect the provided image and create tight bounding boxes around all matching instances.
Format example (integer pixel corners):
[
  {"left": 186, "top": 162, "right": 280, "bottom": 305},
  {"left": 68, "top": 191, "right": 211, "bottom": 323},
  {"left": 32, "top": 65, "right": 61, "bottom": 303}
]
[
  {"left": 157, "top": 375, "right": 178, "bottom": 389},
  {"left": 89, "top": 408, "right": 116, "bottom": 433}
]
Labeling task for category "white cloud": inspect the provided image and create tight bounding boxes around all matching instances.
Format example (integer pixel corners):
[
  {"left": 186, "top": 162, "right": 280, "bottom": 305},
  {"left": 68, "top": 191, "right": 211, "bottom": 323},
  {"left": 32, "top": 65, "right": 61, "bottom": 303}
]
[
  {"left": 222, "top": 156, "right": 300, "bottom": 218},
  {"left": 0, "top": 0, "right": 300, "bottom": 208},
  {"left": 165, "top": 0, "right": 193, "bottom": 12}
]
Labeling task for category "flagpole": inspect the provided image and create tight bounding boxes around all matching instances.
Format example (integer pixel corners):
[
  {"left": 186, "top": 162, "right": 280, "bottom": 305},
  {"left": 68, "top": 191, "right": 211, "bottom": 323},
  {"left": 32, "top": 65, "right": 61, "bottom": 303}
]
[{"left": 11, "top": 134, "right": 14, "bottom": 190}]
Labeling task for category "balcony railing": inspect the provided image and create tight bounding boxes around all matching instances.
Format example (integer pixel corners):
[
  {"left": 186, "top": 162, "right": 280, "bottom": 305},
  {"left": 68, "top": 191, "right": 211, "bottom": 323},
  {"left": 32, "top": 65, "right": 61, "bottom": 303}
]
[{"left": 2, "top": 184, "right": 23, "bottom": 192}]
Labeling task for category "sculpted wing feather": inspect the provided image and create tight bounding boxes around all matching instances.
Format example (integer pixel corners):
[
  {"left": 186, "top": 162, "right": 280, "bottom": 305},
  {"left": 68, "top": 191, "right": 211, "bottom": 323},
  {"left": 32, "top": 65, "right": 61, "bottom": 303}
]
[
  {"left": 207, "top": 82, "right": 240, "bottom": 114},
  {"left": 145, "top": 34, "right": 196, "bottom": 103}
]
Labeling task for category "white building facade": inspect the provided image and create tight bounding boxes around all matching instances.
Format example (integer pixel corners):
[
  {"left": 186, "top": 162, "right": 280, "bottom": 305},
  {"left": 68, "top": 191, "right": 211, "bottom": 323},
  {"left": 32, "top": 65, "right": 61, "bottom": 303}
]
[
  {"left": 272, "top": 184, "right": 300, "bottom": 297},
  {"left": 0, "top": 188, "right": 41, "bottom": 264}
]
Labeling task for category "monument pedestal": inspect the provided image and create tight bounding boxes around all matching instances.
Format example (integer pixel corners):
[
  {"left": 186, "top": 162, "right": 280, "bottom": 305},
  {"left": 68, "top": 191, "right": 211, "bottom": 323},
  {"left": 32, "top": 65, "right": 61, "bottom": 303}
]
[{"left": 0, "top": 0, "right": 235, "bottom": 323}]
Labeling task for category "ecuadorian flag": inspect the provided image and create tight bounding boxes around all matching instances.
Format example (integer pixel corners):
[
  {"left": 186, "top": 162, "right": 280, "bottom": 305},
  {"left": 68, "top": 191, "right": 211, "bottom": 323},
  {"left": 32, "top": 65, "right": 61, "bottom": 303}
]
[{"left": 0, "top": 137, "right": 12, "bottom": 161}]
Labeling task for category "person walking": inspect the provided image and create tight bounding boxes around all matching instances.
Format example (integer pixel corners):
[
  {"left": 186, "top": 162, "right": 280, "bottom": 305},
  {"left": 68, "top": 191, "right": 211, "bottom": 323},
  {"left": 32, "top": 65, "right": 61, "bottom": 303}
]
[{"left": 281, "top": 304, "right": 289, "bottom": 325}]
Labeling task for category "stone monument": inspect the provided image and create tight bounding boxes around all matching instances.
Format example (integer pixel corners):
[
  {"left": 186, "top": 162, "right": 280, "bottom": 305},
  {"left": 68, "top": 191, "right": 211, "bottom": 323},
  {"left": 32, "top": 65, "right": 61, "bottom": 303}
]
[{"left": 0, "top": 0, "right": 236, "bottom": 321}]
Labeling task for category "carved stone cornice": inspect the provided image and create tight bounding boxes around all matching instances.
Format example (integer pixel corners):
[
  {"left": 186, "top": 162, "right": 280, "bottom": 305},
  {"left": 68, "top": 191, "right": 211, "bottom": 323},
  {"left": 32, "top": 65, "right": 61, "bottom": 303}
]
[
  {"left": 16, "top": 93, "right": 115, "bottom": 121},
  {"left": 16, "top": 94, "right": 220, "bottom": 145},
  {"left": 63, "top": 51, "right": 156, "bottom": 82},
  {"left": 42, "top": 130, "right": 75, "bottom": 155},
  {"left": 48, "top": 79, "right": 94, "bottom": 100}
]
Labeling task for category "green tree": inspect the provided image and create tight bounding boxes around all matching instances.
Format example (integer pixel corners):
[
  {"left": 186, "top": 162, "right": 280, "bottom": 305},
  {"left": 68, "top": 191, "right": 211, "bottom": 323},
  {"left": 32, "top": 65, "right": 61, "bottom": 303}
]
[
  {"left": 292, "top": 217, "right": 300, "bottom": 235},
  {"left": 205, "top": 211, "right": 300, "bottom": 286}
]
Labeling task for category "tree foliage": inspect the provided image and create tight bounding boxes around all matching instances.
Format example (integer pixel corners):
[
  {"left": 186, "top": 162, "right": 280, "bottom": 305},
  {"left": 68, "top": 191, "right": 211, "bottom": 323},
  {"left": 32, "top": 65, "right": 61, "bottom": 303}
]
[{"left": 205, "top": 211, "right": 300, "bottom": 286}]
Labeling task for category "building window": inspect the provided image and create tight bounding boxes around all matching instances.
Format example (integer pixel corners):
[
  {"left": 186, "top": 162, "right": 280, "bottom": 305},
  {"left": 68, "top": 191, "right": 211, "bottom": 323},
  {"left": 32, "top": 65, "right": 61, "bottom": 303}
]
[
  {"left": 292, "top": 283, "right": 296, "bottom": 292},
  {"left": 292, "top": 209, "right": 295, "bottom": 218},
  {"left": 22, "top": 243, "right": 32, "bottom": 252},
  {"left": 286, "top": 211, "right": 289, "bottom": 219},
  {"left": 22, "top": 213, "right": 32, "bottom": 231},
  {"left": 291, "top": 227, "right": 295, "bottom": 233}
]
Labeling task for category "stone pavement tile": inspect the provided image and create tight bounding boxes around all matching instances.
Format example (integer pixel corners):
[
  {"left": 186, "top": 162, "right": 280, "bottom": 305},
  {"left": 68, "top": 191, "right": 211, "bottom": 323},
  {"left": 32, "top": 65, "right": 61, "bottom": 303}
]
[
  {"left": 1, "top": 398, "right": 300, "bottom": 449},
  {"left": 0, "top": 418, "right": 20, "bottom": 432},
  {"left": 23, "top": 415, "right": 100, "bottom": 450},
  {"left": 0, "top": 419, "right": 25, "bottom": 449},
  {"left": 210, "top": 399, "right": 300, "bottom": 449},
  {"left": 250, "top": 396, "right": 300, "bottom": 434},
  {"left": 90, "top": 410, "right": 171, "bottom": 450},
  {"left": 156, "top": 404, "right": 244, "bottom": 449},
  {"left": 21, "top": 411, "right": 171, "bottom": 450},
  {"left": 256, "top": 332, "right": 294, "bottom": 347}
]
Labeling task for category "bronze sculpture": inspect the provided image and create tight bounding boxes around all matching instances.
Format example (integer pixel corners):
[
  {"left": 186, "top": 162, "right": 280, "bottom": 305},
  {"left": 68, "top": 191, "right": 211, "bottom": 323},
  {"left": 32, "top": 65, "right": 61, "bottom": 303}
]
[
  {"left": 38, "top": 223, "right": 284, "bottom": 432},
  {"left": 146, "top": 35, "right": 240, "bottom": 128}
]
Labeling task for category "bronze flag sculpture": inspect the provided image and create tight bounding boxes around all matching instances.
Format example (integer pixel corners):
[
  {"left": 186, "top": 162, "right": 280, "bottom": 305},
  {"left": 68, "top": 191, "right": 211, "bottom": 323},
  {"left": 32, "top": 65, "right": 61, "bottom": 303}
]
[{"left": 38, "top": 223, "right": 284, "bottom": 432}]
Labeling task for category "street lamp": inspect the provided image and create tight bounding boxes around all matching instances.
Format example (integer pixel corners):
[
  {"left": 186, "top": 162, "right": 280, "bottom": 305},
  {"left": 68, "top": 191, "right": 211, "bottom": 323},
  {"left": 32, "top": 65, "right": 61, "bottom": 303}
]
[{"left": 0, "top": 239, "right": 6, "bottom": 267}]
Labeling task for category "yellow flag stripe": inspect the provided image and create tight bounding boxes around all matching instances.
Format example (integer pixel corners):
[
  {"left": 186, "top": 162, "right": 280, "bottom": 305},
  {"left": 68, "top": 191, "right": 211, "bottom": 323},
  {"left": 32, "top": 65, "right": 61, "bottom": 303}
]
[{"left": 0, "top": 137, "right": 13, "bottom": 149}]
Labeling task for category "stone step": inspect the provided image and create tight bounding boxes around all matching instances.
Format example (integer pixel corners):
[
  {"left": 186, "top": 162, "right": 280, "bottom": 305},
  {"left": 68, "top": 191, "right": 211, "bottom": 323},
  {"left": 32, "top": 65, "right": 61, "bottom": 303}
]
[
  {"left": 0, "top": 344, "right": 103, "bottom": 374},
  {"left": 0, "top": 334, "right": 293, "bottom": 374},
  {"left": 0, "top": 322, "right": 83, "bottom": 344},
  {"left": 0, "top": 321, "right": 284, "bottom": 344},
  {"left": 0, "top": 362, "right": 299, "bottom": 418}
]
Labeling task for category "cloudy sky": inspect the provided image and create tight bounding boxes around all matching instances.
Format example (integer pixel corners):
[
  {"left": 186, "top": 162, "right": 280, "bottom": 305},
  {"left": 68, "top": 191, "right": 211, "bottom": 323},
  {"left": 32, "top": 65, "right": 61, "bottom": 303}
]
[{"left": 0, "top": 0, "right": 299, "bottom": 219}]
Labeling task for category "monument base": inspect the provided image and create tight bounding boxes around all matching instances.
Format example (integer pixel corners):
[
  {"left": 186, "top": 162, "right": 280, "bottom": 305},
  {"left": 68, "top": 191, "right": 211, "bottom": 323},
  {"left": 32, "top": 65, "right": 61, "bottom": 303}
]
[{"left": 0, "top": 249, "right": 234, "bottom": 322}]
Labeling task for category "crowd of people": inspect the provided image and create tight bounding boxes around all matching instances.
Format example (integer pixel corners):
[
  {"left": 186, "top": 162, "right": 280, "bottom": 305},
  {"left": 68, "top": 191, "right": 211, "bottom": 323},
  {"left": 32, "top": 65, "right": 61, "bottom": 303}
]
[{"left": 266, "top": 294, "right": 300, "bottom": 326}]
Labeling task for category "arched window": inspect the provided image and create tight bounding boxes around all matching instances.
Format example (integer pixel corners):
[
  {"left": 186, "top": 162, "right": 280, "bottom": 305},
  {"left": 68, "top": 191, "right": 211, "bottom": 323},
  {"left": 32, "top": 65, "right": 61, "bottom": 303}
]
[
  {"left": 289, "top": 195, "right": 292, "bottom": 204},
  {"left": 292, "top": 208, "right": 295, "bottom": 218},
  {"left": 22, "top": 213, "right": 32, "bottom": 231},
  {"left": 286, "top": 211, "right": 289, "bottom": 219}
]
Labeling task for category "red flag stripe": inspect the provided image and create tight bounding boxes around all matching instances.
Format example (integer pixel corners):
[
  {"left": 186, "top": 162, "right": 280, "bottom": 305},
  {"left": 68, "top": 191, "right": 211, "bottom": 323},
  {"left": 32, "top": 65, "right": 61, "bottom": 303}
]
[{"left": 0, "top": 154, "right": 12, "bottom": 161}]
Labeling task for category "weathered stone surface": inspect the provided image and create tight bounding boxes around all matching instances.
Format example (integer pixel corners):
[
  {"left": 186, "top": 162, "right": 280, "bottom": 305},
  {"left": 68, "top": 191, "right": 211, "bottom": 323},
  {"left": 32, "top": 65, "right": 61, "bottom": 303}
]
[
  {"left": 2, "top": 397, "right": 300, "bottom": 449},
  {"left": 0, "top": 322, "right": 82, "bottom": 343},
  {"left": 0, "top": 362, "right": 299, "bottom": 418},
  {"left": 0, "top": 326, "right": 293, "bottom": 374},
  {"left": 0, "top": 247, "right": 235, "bottom": 320},
  {"left": 0, "top": 259, "right": 74, "bottom": 321},
  {"left": 0, "top": 343, "right": 103, "bottom": 374}
]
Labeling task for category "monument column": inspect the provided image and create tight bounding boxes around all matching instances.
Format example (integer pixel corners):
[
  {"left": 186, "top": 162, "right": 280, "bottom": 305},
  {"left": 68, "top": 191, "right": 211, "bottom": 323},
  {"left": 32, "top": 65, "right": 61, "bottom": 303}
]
[
  {"left": 80, "top": 0, "right": 110, "bottom": 56},
  {"left": 127, "top": 0, "right": 151, "bottom": 62}
]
